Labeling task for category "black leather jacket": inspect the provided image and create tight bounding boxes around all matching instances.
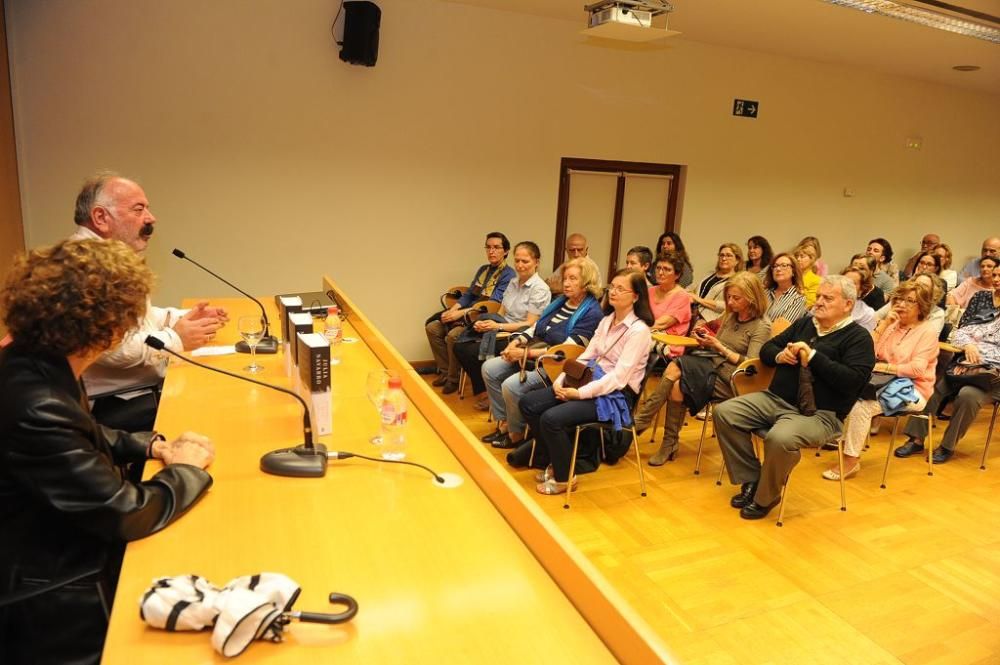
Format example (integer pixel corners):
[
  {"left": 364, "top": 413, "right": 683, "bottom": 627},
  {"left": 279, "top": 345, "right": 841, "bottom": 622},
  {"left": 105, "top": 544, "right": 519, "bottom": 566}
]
[{"left": 0, "top": 343, "right": 213, "bottom": 664}]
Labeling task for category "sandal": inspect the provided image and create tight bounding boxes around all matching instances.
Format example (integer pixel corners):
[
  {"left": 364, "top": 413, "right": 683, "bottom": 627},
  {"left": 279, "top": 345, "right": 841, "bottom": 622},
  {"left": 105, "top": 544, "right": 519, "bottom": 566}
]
[
  {"left": 535, "top": 476, "right": 577, "bottom": 495},
  {"left": 534, "top": 465, "right": 554, "bottom": 483},
  {"left": 822, "top": 463, "right": 860, "bottom": 481}
]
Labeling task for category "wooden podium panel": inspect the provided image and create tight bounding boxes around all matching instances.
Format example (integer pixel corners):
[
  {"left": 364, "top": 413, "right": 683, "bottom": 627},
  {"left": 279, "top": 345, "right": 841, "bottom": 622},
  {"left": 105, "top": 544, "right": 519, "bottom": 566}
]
[{"left": 101, "top": 282, "right": 671, "bottom": 664}]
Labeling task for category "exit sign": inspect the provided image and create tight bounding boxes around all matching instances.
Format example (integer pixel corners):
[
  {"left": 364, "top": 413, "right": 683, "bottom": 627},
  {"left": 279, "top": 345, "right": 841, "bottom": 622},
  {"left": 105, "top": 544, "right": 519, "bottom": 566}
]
[{"left": 733, "top": 99, "right": 758, "bottom": 118}]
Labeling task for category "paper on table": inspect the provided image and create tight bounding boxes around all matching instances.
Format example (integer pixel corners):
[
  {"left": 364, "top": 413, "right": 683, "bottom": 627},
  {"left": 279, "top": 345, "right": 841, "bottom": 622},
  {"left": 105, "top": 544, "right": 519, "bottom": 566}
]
[{"left": 191, "top": 345, "right": 237, "bottom": 357}]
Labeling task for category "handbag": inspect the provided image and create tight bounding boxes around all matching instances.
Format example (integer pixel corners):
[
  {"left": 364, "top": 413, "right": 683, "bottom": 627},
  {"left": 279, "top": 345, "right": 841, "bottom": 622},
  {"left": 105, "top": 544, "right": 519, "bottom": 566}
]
[
  {"left": 562, "top": 358, "right": 594, "bottom": 389},
  {"left": 861, "top": 372, "right": 896, "bottom": 401},
  {"left": 944, "top": 362, "right": 999, "bottom": 392}
]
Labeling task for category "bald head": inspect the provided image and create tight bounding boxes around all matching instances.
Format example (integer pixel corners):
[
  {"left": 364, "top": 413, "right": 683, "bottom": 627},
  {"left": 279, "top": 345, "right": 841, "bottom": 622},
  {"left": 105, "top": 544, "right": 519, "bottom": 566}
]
[
  {"left": 566, "top": 233, "right": 589, "bottom": 260},
  {"left": 75, "top": 173, "right": 157, "bottom": 252},
  {"left": 982, "top": 237, "right": 1000, "bottom": 260},
  {"left": 920, "top": 234, "right": 940, "bottom": 252}
]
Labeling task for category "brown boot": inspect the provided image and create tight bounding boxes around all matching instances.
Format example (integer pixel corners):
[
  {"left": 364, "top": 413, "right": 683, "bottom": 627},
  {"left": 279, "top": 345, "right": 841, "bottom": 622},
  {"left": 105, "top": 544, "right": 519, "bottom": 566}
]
[
  {"left": 634, "top": 376, "right": 673, "bottom": 435},
  {"left": 649, "top": 400, "right": 684, "bottom": 466}
]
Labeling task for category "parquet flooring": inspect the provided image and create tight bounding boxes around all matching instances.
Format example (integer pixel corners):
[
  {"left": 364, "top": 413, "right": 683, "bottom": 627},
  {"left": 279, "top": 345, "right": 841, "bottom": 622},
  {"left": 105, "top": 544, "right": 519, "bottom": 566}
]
[{"left": 430, "top": 375, "right": 1000, "bottom": 664}]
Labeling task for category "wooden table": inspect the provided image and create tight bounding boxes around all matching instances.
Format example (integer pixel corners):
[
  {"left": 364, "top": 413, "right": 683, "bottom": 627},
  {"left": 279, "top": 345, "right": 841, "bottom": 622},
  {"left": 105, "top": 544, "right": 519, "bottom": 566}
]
[{"left": 101, "top": 277, "right": 671, "bottom": 664}]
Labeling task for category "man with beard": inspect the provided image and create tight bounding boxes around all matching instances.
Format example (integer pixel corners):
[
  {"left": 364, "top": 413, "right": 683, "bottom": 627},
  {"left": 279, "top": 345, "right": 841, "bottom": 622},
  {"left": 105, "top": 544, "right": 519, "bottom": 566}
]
[{"left": 69, "top": 173, "right": 227, "bottom": 431}]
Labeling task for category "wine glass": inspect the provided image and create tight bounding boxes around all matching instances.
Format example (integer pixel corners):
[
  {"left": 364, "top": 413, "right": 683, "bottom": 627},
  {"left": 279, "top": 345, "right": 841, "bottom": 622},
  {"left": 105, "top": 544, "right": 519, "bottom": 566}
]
[
  {"left": 365, "top": 369, "right": 393, "bottom": 445},
  {"left": 238, "top": 315, "right": 265, "bottom": 374}
]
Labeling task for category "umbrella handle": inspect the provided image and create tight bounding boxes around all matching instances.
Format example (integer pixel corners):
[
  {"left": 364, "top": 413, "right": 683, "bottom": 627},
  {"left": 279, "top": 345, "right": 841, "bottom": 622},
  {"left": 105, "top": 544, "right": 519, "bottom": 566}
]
[{"left": 290, "top": 592, "right": 358, "bottom": 624}]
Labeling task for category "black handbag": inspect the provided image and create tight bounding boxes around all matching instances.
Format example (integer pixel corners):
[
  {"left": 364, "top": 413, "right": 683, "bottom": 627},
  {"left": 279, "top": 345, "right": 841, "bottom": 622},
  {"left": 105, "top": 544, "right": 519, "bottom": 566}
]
[
  {"left": 861, "top": 372, "right": 896, "bottom": 400},
  {"left": 944, "top": 362, "right": 998, "bottom": 392}
]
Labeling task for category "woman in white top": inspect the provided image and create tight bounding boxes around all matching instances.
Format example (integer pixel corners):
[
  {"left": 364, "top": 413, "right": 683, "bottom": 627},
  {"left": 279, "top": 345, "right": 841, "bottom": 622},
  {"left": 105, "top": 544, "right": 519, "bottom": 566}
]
[{"left": 689, "top": 243, "right": 742, "bottom": 322}]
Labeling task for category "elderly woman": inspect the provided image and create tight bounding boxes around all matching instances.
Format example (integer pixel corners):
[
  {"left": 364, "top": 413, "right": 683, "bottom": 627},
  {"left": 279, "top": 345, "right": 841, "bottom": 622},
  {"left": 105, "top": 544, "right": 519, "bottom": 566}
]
[
  {"left": 823, "top": 281, "right": 939, "bottom": 480},
  {"left": 452, "top": 241, "right": 551, "bottom": 404},
  {"left": 690, "top": 242, "right": 743, "bottom": 322},
  {"left": 867, "top": 237, "right": 898, "bottom": 295},
  {"left": 763, "top": 252, "right": 807, "bottom": 323},
  {"left": 895, "top": 268, "right": 1000, "bottom": 464},
  {"left": 875, "top": 272, "right": 947, "bottom": 337},
  {"left": 519, "top": 270, "right": 653, "bottom": 495},
  {"left": 633, "top": 272, "right": 770, "bottom": 465},
  {"left": 480, "top": 258, "right": 602, "bottom": 451},
  {"left": 652, "top": 231, "right": 694, "bottom": 287},
  {"left": 745, "top": 235, "right": 773, "bottom": 277},
  {"left": 948, "top": 256, "right": 999, "bottom": 309},
  {"left": 934, "top": 243, "right": 958, "bottom": 289},
  {"left": 793, "top": 244, "right": 822, "bottom": 308},
  {"left": 0, "top": 240, "right": 214, "bottom": 664}
]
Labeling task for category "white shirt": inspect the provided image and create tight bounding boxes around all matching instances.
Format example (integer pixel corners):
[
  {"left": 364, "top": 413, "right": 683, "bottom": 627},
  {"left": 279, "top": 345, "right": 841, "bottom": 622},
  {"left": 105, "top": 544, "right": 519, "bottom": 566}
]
[{"left": 70, "top": 225, "right": 185, "bottom": 397}]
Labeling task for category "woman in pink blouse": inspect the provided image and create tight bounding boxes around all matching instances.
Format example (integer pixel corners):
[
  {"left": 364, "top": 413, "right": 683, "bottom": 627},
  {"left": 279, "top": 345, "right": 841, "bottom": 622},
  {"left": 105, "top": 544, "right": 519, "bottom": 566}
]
[
  {"left": 822, "top": 280, "right": 939, "bottom": 480},
  {"left": 519, "top": 270, "right": 654, "bottom": 495},
  {"left": 648, "top": 251, "right": 693, "bottom": 357}
]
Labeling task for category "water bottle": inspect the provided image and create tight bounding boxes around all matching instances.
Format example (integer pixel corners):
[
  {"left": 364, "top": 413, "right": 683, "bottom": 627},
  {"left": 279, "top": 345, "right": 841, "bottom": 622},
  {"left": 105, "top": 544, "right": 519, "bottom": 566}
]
[
  {"left": 379, "top": 377, "right": 408, "bottom": 461},
  {"left": 323, "top": 306, "right": 343, "bottom": 365}
]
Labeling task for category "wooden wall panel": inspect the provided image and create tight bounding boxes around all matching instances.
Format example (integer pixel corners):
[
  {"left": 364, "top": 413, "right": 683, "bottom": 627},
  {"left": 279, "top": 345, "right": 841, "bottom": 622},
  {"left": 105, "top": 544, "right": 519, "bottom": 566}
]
[{"left": 0, "top": 0, "right": 24, "bottom": 336}]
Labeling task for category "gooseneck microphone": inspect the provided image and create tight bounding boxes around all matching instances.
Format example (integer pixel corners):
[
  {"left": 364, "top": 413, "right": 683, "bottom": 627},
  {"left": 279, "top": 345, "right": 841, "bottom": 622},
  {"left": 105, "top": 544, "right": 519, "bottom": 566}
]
[
  {"left": 144, "top": 336, "right": 327, "bottom": 478},
  {"left": 172, "top": 248, "right": 278, "bottom": 354}
]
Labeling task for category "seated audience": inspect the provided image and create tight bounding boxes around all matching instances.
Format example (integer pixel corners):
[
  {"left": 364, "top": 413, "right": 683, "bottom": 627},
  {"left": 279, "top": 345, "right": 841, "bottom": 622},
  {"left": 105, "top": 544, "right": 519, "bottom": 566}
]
[
  {"left": 934, "top": 242, "right": 958, "bottom": 289},
  {"left": 633, "top": 272, "right": 770, "bottom": 466},
  {"left": 425, "top": 232, "right": 515, "bottom": 391},
  {"left": 651, "top": 231, "right": 694, "bottom": 287},
  {"left": 798, "top": 236, "right": 828, "bottom": 276},
  {"left": 648, "top": 251, "right": 694, "bottom": 347},
  {"left": 690, "top": 242, "right": 743, "bottom": 322},
  {"left": 624, "top": 245, "right": 655, "bottom": 286},
  {"left": 958, "top": 263, "right": 1000, "bottom": 326},
  {"left": 546, "top": 232, "right": 602, "bottom": 295},
  {"left": 958, "top": 236, "right": 1000, "bottom": 282},
  {"left": 901, "top": 233, "right": 941, "bottom": 279},
  {"left": 520, "top": 270, "right": 653, "bottom": 495},
  {"left": 745, "top": 235, "right": 773, "bottom": 277},
  {"left": 823, "top": 280, "right": 939, "bottom": 480},
  {"left": 894, "top": 272, "right": 1000, "bottom": 464},
  {"left": 480, "top": 258, "right": 602, "bottom": 450},
  {"left": 714, "top": 276, "right": 875, "bottom": 520},
  {"left": 453, "top": 241, "right": 551, "bottom": 402},
  {"left": 948, "top": 256, "right": 998, "bottom": 308},
  {"left": 793, "top": 244, "right": 822, "bottom": 308},
  {"left": 840, "top": 267, "right": 877, "bottom": 332},
  {"left": 867, "top": 237, "right": 898, "bottom": 295},
  {"left": 764, "top": 252, "right": 808, "bottom": 323},
  {"left": 874, "top": 272, "right": 946, "bottom": 337},
  {"left": 0, "top": 240, "right": 214, "bottom": 664}
]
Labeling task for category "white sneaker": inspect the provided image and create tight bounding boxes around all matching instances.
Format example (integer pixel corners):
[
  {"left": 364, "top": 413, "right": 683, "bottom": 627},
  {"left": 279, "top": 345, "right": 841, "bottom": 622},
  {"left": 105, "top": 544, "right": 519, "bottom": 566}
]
[{"left": 694, "top": 409, "right": 708, "bottom": 421}]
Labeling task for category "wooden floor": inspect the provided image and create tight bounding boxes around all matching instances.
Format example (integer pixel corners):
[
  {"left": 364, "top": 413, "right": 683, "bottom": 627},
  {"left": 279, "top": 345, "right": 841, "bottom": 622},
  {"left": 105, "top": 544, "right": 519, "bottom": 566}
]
[{"left": 430, "top": 375, "right": 1000, "bottom": 665}]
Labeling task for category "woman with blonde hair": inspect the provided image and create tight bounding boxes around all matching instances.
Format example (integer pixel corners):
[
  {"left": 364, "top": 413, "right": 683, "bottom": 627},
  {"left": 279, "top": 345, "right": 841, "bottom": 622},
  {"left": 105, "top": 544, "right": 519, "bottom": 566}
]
[
  {"left": 934, "top": 243, "right": 958, "bottom": 289},
  {"left": 689, "top": 242, "right": 743, "bottom": 322},
  {"left": 793, "top": 243, "right": 822, "bottom": 308},
  {"left": 824, "top": 280, "right": 939, "bottom": 480},
  {"left": 633, "top": 272, "right": 770, "bottom": 465},
  {"left": 797, "top": 236, "right": 827, "bottom": 276}
]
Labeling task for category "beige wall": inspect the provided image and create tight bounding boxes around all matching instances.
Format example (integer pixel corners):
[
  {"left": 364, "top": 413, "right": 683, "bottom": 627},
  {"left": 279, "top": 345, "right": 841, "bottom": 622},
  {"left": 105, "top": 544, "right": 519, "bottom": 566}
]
[
  {"left": 0, "top": 0, "right": 24, "bottom": 337},
  {"left": 7, "top": 0, "right": 999, "bottom": 359}
]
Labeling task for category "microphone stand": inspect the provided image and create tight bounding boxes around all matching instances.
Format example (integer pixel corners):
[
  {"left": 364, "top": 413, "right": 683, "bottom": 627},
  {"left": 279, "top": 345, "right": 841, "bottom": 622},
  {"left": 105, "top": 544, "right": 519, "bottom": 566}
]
[
  {"left": 144, "top": 336, "right": 327, "bottom": 478},
  {"left": 172, "top": 248, "right": 279, "bottom": 354}
]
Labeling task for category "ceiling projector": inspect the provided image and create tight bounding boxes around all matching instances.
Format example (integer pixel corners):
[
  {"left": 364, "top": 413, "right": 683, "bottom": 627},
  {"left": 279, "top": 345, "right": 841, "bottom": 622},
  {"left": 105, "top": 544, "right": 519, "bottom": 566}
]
[{"left": 582, "top": 0, "right": 680, "bottom": 41}]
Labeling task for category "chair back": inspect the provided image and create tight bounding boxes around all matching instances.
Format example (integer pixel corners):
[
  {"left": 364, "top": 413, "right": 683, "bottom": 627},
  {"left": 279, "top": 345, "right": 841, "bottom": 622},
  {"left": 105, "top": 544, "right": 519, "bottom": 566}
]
[
  {"left": 730, "top": 358, "right": 774, "bottom": 397},
  {"left": 537, "top": 343, "right": 584, "bottom": 384},
  {"left": 440, "top": 285, "right": 468, "bottom": 310},
  {"left": 770, "top": 317, "right": 792, "bottom": 338}
]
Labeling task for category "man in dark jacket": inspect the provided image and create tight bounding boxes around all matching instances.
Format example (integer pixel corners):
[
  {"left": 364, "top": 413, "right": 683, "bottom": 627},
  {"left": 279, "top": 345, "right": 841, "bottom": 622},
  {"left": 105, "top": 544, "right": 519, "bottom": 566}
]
[
  {"left": 0, "top": 240, "right": 214, "bottom": 664},
  {"left": 714, "top": 275, "right": 876, "bottom": 520}
]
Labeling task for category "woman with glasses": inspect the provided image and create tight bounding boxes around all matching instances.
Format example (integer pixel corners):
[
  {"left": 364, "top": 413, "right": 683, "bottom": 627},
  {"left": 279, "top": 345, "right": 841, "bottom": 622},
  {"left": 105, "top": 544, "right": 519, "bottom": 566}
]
[
  {"left": 633, "top": 272, "right": 770, "bottom": 465},
  {"left": 745, "top": 236, "right": 773, "bottom": 277},
  {"left": 793, "top": 244, "right": 822, "bottom": 308},
  {"left": 652, "top": 232, "right": 694, "bottom": 287},
  {"left": 824, "top": 280, "right": 939, "bottom": 480},
  {"left": 519, "top": 270, "right": 653, "bottom": 495},
  {"left": 763, "top": 252, "right": 807, "bottom": 323},
  {"left": 649, "top": 251, "right": 693, "bottom": 339},
  {"left": 689, "top": 242, "right": 743, "bottom": 322}
]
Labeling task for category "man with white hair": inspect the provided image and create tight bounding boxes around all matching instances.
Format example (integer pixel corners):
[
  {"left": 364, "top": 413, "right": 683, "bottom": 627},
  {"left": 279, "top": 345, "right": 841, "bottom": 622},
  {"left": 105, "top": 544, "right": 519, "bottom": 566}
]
[
  {"left": 70, "top": 172, "right": 227, "bottom": 431},
  {"left": 545, "top": 232, "right": 602, "bottom": 295},
  {"left": 714, "top": 275, "right": 876, "bottom": 520}
]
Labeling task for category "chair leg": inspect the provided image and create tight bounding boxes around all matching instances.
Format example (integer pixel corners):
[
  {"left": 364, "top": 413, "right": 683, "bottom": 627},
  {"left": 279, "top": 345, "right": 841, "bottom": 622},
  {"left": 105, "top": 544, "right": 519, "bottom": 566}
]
[
  {"left": 926, "top": 415, "right": 934, "bottom": 477},
  {"left": 880, "top": 416, "right": 901, "bottom": 489},
  {"left": 981, "top": 403, "right": 999, "bottom": 471},
  {"left": 837, "top": 438, "right": 847, "bottom": 512},
  {"left": 631, "top": 425, "right": 647, "bottom": 497},
  {"left": 458, "top": 369, "right": 466, "bottom": 400},
  {"left": 565, "top": 427, "right": 582, "bottom": 509},
  {"left": 776, "top": 476, "right": 790, "bottom": 527},
  {"left": 528, "top": 433, "right": 536, "bottom": 468},
  {"left": 693, "top": 403, "right": 713, "bottom": 476},
  {"left": 716, "top": 458, "right": 726, "bottom": 486}
]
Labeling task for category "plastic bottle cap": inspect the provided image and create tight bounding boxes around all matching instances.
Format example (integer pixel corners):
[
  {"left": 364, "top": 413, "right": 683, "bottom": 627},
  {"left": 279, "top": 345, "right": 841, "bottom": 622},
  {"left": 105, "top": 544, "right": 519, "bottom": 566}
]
[
  {"left": 327, "top": 306, "right": 339, "bottom": 315},
  {"left": 387, "top": 377, "right": 402, "bottom": 389}
]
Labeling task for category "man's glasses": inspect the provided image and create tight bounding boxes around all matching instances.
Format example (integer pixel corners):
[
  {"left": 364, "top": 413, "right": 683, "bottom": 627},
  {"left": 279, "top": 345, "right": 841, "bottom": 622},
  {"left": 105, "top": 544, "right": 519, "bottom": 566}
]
[{"left": 484, "top": 245, "right": 505, "bottom": 252}]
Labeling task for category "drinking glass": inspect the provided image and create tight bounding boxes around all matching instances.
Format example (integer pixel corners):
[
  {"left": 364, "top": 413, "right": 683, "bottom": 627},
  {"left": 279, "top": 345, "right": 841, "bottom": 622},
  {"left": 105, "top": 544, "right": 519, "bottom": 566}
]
[
  {"left": 366, "top": 369, "right": 393, "bottom": 444},
  {"left": 238, "top": 315, "right": 265, "bottom": 373}
]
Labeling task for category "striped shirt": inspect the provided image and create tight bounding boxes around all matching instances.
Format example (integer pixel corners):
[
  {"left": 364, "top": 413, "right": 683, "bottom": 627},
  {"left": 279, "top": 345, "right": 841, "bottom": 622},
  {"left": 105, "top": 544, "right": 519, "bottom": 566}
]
[{"left": 766, "top": 287, "right": 807, "bottom": 324}]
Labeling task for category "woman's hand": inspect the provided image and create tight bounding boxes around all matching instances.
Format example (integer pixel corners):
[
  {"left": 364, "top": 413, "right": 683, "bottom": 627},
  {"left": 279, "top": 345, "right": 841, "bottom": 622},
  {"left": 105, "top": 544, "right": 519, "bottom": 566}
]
[
  {"left": 964, "top": 344, "right": 982, "bottom": 365},
  {"left": 555, "top": 385, "right": 580, "bottom": 401}
]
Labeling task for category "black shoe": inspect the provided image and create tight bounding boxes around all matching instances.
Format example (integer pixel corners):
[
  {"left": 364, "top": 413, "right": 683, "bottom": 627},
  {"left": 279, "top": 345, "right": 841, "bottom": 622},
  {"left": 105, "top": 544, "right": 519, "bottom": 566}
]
[
  {"left": 480, "top": 429, "right": 505, "bottom": 443},
  {"left": 432, "top": 375, "right": 448, "bottom": 387},
  {"left": 730, "top": 482, "right": 758, "bottom": 509},
  {"left": 820, "top": 442, "right": 838, "bottom": 451},
  {"left": 932, "top": 447, "right": 954, "bottom": 464},
  {"left": 506, "top": 440, "right": 536, "bottom": 468},
  {"left": 894, "top": 439, "right": 924, "bottom": 458},
  {"left": 441, "top": 383, "right": 459, "bottom": 395},
  {"left": 491, "top": 434, "right": 519, "bottom": 450},
  {"left": 740, "top": 499, "right": 780, "bottom": 520}
]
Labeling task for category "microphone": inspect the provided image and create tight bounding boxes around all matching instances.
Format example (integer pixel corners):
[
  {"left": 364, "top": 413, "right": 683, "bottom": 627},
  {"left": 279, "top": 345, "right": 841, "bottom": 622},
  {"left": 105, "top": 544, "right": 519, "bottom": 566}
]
[
  {"left": 172, "top": 248, "right": 278, "bottom": 355},
  {"left": 144, "top": 336, "right": 327, "bottom": 478}
]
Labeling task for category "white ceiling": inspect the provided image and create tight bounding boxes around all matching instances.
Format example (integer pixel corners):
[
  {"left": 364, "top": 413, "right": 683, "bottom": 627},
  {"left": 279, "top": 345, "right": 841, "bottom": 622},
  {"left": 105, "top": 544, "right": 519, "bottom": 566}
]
[{"left": 443, "top": 0, "right": 1000, "bottom": 94}]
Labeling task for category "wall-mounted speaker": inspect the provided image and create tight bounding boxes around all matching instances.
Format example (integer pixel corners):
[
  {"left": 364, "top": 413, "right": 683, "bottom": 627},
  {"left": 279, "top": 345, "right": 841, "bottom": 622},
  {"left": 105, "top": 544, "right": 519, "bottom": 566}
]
[{"left": 339, "top": 1, "right": 381, "bottom": 67}]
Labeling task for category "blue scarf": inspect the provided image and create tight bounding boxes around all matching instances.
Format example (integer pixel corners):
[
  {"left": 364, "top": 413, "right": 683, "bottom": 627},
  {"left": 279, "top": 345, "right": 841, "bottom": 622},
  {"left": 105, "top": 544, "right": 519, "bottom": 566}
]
[{"left": 537, "top": 294, "right": 598, "bottom": 337}]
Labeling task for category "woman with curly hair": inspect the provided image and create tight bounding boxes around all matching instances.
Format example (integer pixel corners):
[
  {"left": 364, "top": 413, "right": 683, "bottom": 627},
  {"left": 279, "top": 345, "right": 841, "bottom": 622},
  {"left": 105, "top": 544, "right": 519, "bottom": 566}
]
[
  {"left": 652, "top": 231, "right": 694, "bottom": 287},
  {"left": 0, "top": 239, "right": 215, "bottom": 664}
]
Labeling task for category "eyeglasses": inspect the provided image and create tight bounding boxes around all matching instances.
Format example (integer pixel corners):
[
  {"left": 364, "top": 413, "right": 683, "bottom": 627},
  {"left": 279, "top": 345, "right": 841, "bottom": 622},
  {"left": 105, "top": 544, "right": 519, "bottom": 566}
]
[
  {"left": 484, "top": 245, "right": 505, "bottom": 252},
  {"left": 608, "top": 285, "right": 634, "bottom": 295},
  {"left": 772, "top": 262, "right": 793, "bottom": 269},
  {"left": 655, "top": 265, "right": 674, "bottom": 272},
  {"left": 893, "top": 298, "right": 919, "bottom": 306},
  {"left": 718, "top": 253, "right": 736, "bottom": 259}
]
